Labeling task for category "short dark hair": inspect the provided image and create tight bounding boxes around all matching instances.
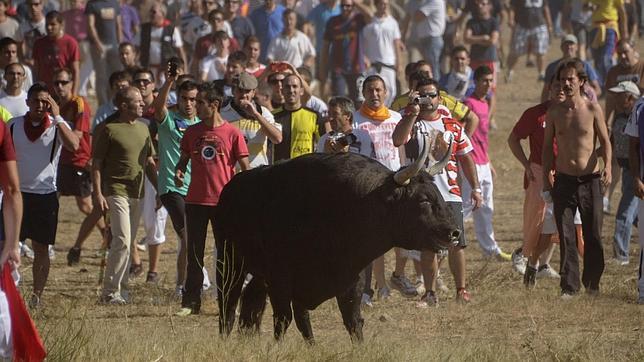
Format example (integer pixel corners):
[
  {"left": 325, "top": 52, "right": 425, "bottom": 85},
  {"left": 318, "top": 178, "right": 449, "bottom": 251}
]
[
  {"left": 45, "top": 10, "right": 64, "bottom": 23},
  {"left": 556, "top": 58, "right": 587, "bottom": 83},
  {"left": 27, "top": 82, "right": 49, "bottom": 100},
  {"left": 409, "top": 71, "right": 430, "bottom": 85},
  {"left": 0, "top": 37, "right": 17, "bottom": 51},
  {"left": 208, "top": 8, "right": 224, "bottom": 22},
  {"left": 199, "top": 82, "right": 224, "bottom": 110},
  {"left": 296, "top": 66, "right": 312, "bottom": 83},
  {"left": 53, "top": 67, "right": 73, "bottom": 80},
  {"left": 328, "top": 96, "right": 354, "bottom": 118},
  {"left": 4, "top": 62, "right": 24, "bottom": 75},
  {"left": 119, "top": 42, "right": 137, "bottom": 52},
  {"left": 415, "top": 76, "right": 439, "bottom": 89},
  {"left": 213, "top": 30, "right": 229, "bottom": 43},
  {"left": 228, "top": 51, "right": 248, "bottom": 67},
  {"left": 178, "top": 80, "right": 199, "bottom": 94},
  {"left": 473, "top": 65, "right": 493, "bottom": 81},
  {"left": 283, "top": 8, "right": 296, "bottom": 18},
  {"left": 451, "top": 45, "right": 469, "bottom": 57},
  {"left": 109, "top": 70, "right": 132, "bottom": 88},
  {"left": 133, "top": 67, "right": 155, "bottom": 82},
  {"left": 362, "top": 74, "right": 386, "bottom": 92}
]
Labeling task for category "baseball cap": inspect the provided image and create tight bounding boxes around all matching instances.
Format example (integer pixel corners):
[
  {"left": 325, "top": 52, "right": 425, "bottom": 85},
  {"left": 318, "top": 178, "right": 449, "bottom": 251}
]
[
  {"left": 561, "top": 34, "right": 578, "bottom": 46},
  {"left": 608, "top": 80, "right": 641, "bottom": 96},
  {"left": 236, "top": 72, "right": 258, "bottom": 90}
]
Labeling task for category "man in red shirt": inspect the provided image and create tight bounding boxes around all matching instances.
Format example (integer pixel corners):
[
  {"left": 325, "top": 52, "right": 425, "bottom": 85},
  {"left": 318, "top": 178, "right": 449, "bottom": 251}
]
[
  {"left": 32, "top": 11, "right": 80, "bottom": 94},
  {"left": 175, "top": 83, "right": 249, "bottom": 316},
  {"left": 51, "top": 68, "right": 107, "bottom": 266}
]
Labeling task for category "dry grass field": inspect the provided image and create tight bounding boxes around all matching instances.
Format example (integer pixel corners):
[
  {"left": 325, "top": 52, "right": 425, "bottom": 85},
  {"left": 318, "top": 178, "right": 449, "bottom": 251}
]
[{"left": 14, "top": 38, "right": 644, "bottom": 361}]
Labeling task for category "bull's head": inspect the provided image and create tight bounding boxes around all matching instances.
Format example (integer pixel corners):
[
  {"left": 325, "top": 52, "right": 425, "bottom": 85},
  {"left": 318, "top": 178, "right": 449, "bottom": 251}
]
[{"left": 391, "top": 132, "right": 460, "bottom": 251}]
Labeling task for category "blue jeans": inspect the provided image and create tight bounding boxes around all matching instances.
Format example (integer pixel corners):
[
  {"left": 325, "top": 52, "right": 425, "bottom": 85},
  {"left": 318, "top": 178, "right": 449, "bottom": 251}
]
[
  {"left": 420, "top": 36, "right": 444, "bottom": 79},
  {"left": 613, "top": 160, "right": 640, "bottom": 260},
  {"left": 331, "top": 72, "right": 361, "bottom": 103},
  {"left": 590, "top": 28, "right": 617, "bottom": 87}
]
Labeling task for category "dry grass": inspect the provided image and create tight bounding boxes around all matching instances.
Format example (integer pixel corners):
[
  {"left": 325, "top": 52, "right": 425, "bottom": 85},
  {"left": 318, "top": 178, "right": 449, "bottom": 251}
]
[{"left": 14, "top": 38, "right": 644, "bottom": 361}]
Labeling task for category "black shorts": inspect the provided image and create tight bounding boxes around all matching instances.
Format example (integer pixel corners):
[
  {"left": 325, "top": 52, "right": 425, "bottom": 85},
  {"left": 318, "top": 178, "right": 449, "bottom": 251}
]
[
  {"left": 57, "top": 164, "right": 92, "bottom": 198},
  {"left": 20, "top": 192, "right": 59, "bottom": 245},
  {"left": 448, "top": 201, "right": 467, "bottom": 248},
  {"left": 160, "top": 191, "right": 186, "bottom": 234}
]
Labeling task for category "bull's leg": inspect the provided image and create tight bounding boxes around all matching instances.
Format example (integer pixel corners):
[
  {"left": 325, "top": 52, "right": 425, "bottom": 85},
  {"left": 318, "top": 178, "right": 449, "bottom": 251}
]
[
  {"left": 336, "top": 276, "right": 365, "bottom": 342},
  {"left": 267, "top": 289, "right": 293, "bottom": 340},
  {"left": 239, "top": 275, "right": 268, "bottom": 335},
  {"left": 292, "top": 302, "right": 314, "bottom": 344},
  {"left": 216, "top": 238, "right": 244, "bottom": 336}
]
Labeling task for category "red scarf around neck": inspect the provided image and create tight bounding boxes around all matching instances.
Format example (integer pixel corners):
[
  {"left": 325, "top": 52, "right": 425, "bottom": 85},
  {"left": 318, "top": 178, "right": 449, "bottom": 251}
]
[{"left": 24, "top": 112, "right": 51, "bottom": 142}]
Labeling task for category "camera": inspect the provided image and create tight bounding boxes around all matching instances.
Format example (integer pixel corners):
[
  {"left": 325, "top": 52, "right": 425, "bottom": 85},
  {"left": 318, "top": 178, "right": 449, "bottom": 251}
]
[
  {"left": 413, "top": 95, "right": 432, "bottom": 105},
  {"left": 330, "top": 132, "right": 358, "bottom": 147}
]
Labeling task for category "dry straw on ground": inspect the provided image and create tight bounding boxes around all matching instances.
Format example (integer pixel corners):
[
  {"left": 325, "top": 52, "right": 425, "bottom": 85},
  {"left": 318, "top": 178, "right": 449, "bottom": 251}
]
[{"left": 16, "top": 37, "right": 644, "bottom": 361}]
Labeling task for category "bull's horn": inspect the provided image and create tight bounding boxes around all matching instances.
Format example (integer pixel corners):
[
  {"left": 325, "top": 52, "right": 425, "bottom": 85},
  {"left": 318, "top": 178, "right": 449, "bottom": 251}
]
[
  {"left": 394, "top": 133, "right": 430, "bottom": 185},
  {"left": 427, "top": 135, "right": 454, "bottom": 176}
]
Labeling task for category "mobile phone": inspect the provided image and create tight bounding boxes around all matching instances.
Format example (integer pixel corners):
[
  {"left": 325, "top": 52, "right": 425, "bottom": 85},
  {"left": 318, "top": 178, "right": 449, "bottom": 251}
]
[{"left": 168, "top": 61, "right": 178, "bottom": 77}]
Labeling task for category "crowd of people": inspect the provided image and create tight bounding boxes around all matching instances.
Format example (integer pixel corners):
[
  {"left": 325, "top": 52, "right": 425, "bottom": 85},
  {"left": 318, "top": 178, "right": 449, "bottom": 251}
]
[{"left": 0, "top": 0, "right": 640, "bottom": 326}]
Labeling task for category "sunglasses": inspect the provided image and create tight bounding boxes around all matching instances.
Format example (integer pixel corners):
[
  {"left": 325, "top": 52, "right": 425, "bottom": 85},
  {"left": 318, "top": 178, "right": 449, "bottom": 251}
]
[
  {"left": 134, "top": 78, "right": 152, "bottom": 85},
  {"left": 54, "top": 80, "right": 71, "bottom": 86},
  {"left": 420, "top": 92, "right": 439, "bottom": 98}
]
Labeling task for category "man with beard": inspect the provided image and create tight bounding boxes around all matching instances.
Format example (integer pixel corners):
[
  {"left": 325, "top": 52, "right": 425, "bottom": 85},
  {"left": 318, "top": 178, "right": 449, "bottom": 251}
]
[
  {"left": 151, "top": 66, "right": 200, "bottom": 291},
  {"left": 220, "top": 72, "right": 282, "bottom": 167},
  {"left": 94, "top": 86, "right": 157, "bottom": 304},
  {"left": 542, "top": 59, "right": 612, "bottom": 298},
  {"left": 9, "top": 82, "right": 79, "bottom": 307}
]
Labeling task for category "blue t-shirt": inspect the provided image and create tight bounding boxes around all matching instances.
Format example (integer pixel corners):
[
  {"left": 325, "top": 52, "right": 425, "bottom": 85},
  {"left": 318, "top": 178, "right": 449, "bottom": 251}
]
[
  {"left": 85, "top": 0, "right": 120, "bottom": 46},
  {"left": 307, "top": 3, "right": 340, "bottom": 53},
  {"left": 249, "top": 4, "right": 286, "bottom": 63},
  {"left": 544, "top": 58, "right": 600, "bottom": 84}
]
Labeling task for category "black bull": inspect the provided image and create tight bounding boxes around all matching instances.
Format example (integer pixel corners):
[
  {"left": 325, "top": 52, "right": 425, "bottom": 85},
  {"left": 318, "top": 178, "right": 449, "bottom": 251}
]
[{"left": 214, "top": 142, "right": 459, "bottom": 342}]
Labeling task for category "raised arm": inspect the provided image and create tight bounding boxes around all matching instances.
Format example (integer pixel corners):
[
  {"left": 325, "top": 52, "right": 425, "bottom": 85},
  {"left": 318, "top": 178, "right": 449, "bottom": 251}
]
[{"left": 392, "top": 94, "right": 419, "bottom": 147}]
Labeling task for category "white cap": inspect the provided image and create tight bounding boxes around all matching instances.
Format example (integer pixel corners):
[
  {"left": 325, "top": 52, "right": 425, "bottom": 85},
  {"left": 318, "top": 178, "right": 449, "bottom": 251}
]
[{"left": 609, "top": 81, "right": 641, "bottom": 97}]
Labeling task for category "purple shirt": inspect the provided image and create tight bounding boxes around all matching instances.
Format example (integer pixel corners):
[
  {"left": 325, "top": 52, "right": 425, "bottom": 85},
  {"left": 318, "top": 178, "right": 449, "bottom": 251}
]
[
  {"left": 63, "top": 8, "right": 88, "bottom": 42},
  {"left": 464, "top": 96, "right": 489, "bottom": 165},
  {"left": 120, "top": 4, "right": 140, "bottom": 44}
]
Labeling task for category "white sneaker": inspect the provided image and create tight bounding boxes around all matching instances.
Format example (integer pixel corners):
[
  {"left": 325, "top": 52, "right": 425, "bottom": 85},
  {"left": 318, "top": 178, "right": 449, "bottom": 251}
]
[
  {"left": 136, "top": 237, "right": 147, "bottom": 252},
  {"left": 511, "top": 249, "right": 526, "bottom": 275},
  {"left": 536, "top": 264, "right": 560, "bottom": 279},
  {"left": 436, "top": 271, "right": 449, "bottom": 293},
  {"left": 48, "top": 246, "right": 55, "bottom": 260},
  {"left": 561, "top": 292, "right": 576, "bottom": 300},
  {"left": 19, "top": 242, "right": 34, "bottom": 260},
  {"left": 361, "top": 293, "right": 373, "bottom": 307}
]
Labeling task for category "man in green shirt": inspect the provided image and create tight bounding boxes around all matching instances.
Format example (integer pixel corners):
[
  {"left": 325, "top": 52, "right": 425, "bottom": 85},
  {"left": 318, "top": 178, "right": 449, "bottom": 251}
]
[
  {"left": 152, "top": 68, "right": 200, "bottom": 295},
  {"left": 93, "top": 86, "right": 158, "bottom": 305}
]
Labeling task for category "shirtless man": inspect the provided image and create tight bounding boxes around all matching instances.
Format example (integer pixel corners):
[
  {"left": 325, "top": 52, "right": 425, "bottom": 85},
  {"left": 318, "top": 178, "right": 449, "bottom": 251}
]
[{"left": 542, "top": 59, "right": 612, "bottom": 298}]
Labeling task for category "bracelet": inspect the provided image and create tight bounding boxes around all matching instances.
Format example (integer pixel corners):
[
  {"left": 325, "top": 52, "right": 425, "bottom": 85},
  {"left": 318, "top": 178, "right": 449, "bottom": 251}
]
[{"left": 473, "top": 188, "right": 482, "bottom": 193}]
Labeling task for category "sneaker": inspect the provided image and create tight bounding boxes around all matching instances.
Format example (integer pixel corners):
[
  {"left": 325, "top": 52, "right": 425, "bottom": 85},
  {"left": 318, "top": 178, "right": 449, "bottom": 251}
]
[
  {"left": 20, "top": 242, "right": 34, "bottom": 260},
  {"left": 361, "top": 293, "right": 373, "bottom": 307},
  {"left": 561, "top": 291, "right": 576, "bottom": 300},
  {"left": 48, "top": 246, "right": 55, "bottom": 260},
  {"left": 536, "top": 264, "right": 560, "bottom": 279},
  {"left": 390, "top": 272, "right": 419, "bottom": 297},
  {"left": 136, "top": 237, "right": 147, "bottom": 252},
  {"left": 436, "top": 271, "right": 449, "bottom": 293},
  {"left": 146, "top": 271, "right": 159, "bottom": 283},
  {"left": 417, "top": 290, "right": 438, "bottom": 308},
  {"left": 175, "top": 307, "right": 198, "bottom": 317},
  {"left": 100, "top": 293, "right": 127, "bottom": 305},
  {"left": 495, "top": 250, "right": 512, "bottom": 262},
  {"left": 377, "top": 285, "right": 391, "bottom": 300},
  {"left": 456, "top": 288, "right": 471, "bottom": 303},
  {"left": 129, "top": 263, "right": 143, "bottom": 278},
  {"left": 612, "top": 258, "right": 630, "bottom": 266},
  {"left": 524, "top": 266, "right": 537, "bottom": 288},
  {"left": 512, "top": 249, "right": 527, "bottom": 275},
  {"left": 67, "top": 247, "right": 81, "bottom": 266},
  {"left": 28, "top": 293, "right": 40, "bottom": 309}
]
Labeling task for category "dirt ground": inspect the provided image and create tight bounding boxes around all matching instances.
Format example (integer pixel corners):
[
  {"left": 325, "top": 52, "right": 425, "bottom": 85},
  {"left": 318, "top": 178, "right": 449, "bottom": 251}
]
[{"left": 15, "top": 39, "right": 644, "bottom": 361}]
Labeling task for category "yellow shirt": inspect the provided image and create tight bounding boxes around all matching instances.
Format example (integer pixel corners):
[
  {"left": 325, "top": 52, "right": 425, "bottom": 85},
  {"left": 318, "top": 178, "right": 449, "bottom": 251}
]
[
  {"left": 588, "top": 0, "right": 624, "bottom": 23},
  {"left": 0, "top": 105, "right": 12, "bottom": 123},
  {"left": 390, "top": 90, "right": 470, "bottom": 122}
]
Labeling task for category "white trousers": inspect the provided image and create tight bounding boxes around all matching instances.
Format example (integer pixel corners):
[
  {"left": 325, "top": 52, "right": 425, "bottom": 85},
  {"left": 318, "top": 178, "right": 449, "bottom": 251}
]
[
  {"left": 461, "top": 163, "right": 503, "bottom": 255},
  {"left": 140, "top": 177, "right": 168, "bottom": 246}
]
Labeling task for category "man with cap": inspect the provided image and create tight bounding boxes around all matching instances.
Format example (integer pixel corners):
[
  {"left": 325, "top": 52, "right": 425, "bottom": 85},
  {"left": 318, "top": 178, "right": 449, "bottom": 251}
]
[
  {"left": 221, "top": 72, "right": 283, "bottom": 168},
  {"left": 540, "top": 34, "right": 602, "bottom": 102},
  {"left": 608, "top": 80, "right": 641, "bottom": 265}
]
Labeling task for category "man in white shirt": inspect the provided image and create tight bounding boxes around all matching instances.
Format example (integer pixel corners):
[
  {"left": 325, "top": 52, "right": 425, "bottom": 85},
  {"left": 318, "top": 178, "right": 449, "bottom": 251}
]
[
  {"left": 0, "top": 63, "right": 28, "bottom": 117},
  {"left": 360, "top": 0, "right": 403, "bottom": 106},
  {"left": 0, "top": 37, "right": 33, "bottom": 92},
  {"left": 267, "top": 9, "right": 316, "bottom": 69},
  {"left": 8, "top": 82, "right": 79, "bottom": 308},
  {"left": 220, "top": 72, "right": 282, "bottom": 167}
]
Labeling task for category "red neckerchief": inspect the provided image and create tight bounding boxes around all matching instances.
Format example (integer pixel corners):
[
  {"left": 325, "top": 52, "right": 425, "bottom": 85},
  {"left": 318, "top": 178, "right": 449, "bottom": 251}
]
[{"left": 24, "top": 112, "right": 51, "bottom": 142}]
